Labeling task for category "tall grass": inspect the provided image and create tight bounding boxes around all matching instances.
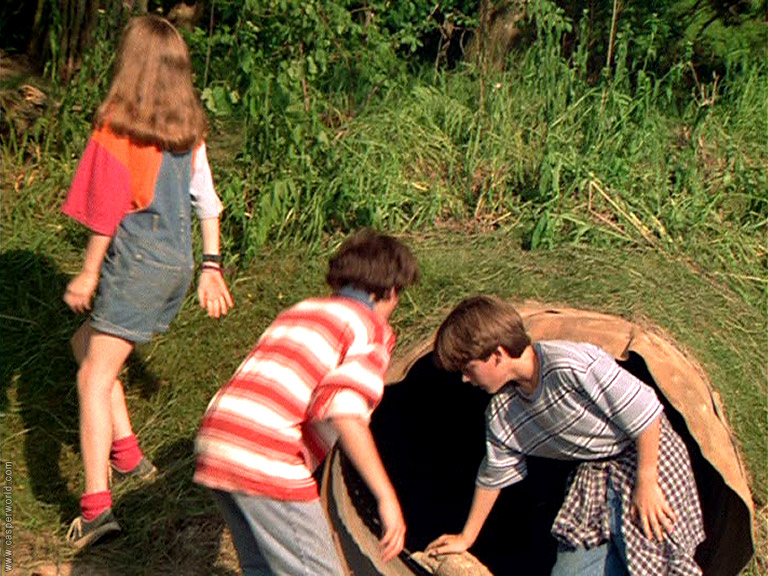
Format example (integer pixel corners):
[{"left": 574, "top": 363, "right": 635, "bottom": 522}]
[
  {"left": 192, "top": 2, "right": 768, "bottom": 309},
  {"left": 4, "top": 3, "right": 764, "bottom": 310}
]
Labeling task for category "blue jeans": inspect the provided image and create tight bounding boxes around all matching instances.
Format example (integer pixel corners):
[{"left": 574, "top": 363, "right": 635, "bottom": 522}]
[
  {"left": 210, "top": 490, "right": 344, "bottom": 576},
  {"left": 550, "top": 482, "right": 629, "bottom": 576}
]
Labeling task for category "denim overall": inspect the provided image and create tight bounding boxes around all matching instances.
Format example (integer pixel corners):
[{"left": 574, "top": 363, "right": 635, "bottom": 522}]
[{"left": 91, "top": 150, "right": 196, "bottom": 343}]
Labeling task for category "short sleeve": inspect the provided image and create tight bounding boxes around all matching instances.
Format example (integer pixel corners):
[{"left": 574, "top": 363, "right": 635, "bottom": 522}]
[
  {"left": 307, "top": 337, "right": 390, "bottom": 423},
  {"left": 190, "top": 142, "right": 223, "bottom": 219},
  {"left": 62, "top": 137, "right": 132, "bottom": 236},
  {"left": 476, "top": 425, "right": 527, "bottom": 489},
  {"left": 577, "top": 345, "right": 663, "bottom": 439}
]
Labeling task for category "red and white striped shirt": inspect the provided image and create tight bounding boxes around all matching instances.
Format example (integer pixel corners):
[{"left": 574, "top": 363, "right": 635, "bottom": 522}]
[{"left": 194, "top": 295, "right": 395, "bottom": 501}]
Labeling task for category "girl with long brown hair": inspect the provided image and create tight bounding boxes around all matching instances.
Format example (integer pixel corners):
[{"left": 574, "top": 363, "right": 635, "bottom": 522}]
[{"left": 61, "top": 15, "right": 233, "bottom": 549}]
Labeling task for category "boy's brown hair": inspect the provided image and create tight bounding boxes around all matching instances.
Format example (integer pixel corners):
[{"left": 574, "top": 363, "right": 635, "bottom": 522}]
[
  {"left": 326, "top": 229, "right": 420, "bottom": 301},
  {"left": 95, "top": 15, "right": 206, "bottom": 152},
  {"left": 434, "top": 295, "right": 531, "bottom": 372}
]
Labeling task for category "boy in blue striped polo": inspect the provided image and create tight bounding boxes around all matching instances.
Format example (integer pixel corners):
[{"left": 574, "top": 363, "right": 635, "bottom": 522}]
[{"left": 425, "top": 295, "right": 704, "bottom": 576}]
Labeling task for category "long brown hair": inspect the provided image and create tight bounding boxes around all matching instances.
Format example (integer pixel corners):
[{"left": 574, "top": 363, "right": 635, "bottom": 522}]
[{"left": 95, "top": 15, "right": 206, "bottom": 152}]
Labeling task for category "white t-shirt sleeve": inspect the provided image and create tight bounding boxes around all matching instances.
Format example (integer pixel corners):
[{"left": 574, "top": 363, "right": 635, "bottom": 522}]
[
  {"left": 190, "top": 141, "right": 224, "bottom": 219},
  {"left": 476, "top": 423, "right": 527, "bottom": 489}
]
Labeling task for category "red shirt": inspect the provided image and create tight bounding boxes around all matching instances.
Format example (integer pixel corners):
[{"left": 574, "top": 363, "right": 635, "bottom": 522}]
[{"left": 62, "top": 127, "right": 221, "bottom": 235}]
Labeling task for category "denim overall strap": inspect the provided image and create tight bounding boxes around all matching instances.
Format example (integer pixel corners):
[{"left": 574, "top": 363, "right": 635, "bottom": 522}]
[{"left": 116, "top": 149, "right": 195, "bottom": 267}]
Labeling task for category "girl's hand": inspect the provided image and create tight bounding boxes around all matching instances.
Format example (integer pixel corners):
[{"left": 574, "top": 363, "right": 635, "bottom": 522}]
[
  {"left": 64, "top": 271, "right": 99, "bottom": 313},
  {"left": 198, "top": 268, "right": 234, "bottom": 318},
  {"left": 426, "top": 533, "right": 471, "bottom": 557},
  {"left": 377, "top": 494, "right": 406, "bottom": 562},
  {"left": 631, "top": 476, "right": 676, "bottom": 542}
]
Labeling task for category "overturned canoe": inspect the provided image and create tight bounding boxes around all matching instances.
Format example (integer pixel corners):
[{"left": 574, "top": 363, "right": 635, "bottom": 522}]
[{"left": 321, "top": 303, "right": 755, "bottom": 576}]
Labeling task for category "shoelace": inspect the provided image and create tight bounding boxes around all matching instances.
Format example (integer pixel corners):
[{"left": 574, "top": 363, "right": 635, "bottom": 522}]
[{"left": 66, "top": 517, "right": 84, "bottom": 541}]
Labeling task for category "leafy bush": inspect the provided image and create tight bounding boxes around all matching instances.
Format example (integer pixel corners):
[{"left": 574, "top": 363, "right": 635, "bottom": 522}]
[
  {"left": 548, "top": 0, "right": 768, "bottom": 80},
  {"left": 2, "top": 0, "right": 764, "bottom": 301}
]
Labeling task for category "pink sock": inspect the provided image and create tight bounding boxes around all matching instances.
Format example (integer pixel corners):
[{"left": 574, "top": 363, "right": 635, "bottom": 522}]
[
  {"left": 81, "top": 490, "right": 112, "bottom": 521},
  {"left": 110, "top": 434, "right": 143, "bottom": 473}
]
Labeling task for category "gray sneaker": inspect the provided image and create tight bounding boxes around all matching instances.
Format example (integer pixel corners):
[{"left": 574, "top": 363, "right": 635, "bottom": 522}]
[
  {"left": 66, "top": 508, "right": 121, "bottom": 549},
  {"left": 110, "top": 457, "right": 158, "bottom": 485}
]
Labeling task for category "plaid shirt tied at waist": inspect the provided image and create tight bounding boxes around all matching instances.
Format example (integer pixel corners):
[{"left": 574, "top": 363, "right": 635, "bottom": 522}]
[{"left": 551, "top": 414, "right": 705, "bottom": 576}]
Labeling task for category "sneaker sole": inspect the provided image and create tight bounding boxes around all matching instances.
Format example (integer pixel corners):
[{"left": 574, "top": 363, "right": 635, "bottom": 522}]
[{"left": 110, "top": 461, "right": 158, "bottom": 486}]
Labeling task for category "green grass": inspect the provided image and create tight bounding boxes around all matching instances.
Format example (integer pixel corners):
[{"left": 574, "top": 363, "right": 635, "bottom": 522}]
[
  {"left": 1, "top": 6, "right": 766, "bottom": 572},
  {"left": 1, "top": 229, "right": 765, "bottom": 574},
  {"left": 200, "top": 57, "right": 767, "bottom": 311}
]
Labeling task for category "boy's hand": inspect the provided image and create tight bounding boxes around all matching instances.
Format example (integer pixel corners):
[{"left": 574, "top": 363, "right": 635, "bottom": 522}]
[
  {"left": 198, "top": 269, "right": 234, "bottom": 318},
  {"left": 425, "top": 484, "right": 497, "bottom": 558},
  {"left": 631, "top": 476, "right": 676, "bottom": 542},
  {"left": 377, "top": 495, "right": 406, "bottom": 562},
  {"left": 64, "top": 271, "right": 99, "bottom": 313},
  {"left": 332, "top": 417, "right": 406, "bottom": 562},
  {"left": 425, "top": 533, "right": 471, "bottom": 556},
  {"left": 633, "top": 415, "right": 675, "bottom": 542}
]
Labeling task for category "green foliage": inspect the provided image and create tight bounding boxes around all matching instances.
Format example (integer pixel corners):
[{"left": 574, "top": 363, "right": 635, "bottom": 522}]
[
  {"left": 549, "top": 0, "right": 768, "bottom": 78},
  {"left": 178, "top": 0, "right": 473, "bottom": 258},
  {"left": 2, "top": 1, "right": 766, "bottom": 571},
  {"left": 184, "top": 0, "right": 767, "bottom": 302},
  {"left": 3, "top": 1, "right": 764, "bottom": 306}
]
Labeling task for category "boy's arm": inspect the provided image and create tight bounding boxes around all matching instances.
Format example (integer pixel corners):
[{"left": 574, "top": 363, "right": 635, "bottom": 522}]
[
  {"left": 64, "top": 234, "right": 111, "bottom": 313},
  {"left": 332, "top": 416, "right": 406, "bottom": 562},
  {"left": 425, "top": 484, "right": 500, "bottom": 556},
  {"left": 633, "top": 414, "right": 676, "bottom": 541},
  {"left": 197, "top": 217, "right": 233, "bottom": 318}
]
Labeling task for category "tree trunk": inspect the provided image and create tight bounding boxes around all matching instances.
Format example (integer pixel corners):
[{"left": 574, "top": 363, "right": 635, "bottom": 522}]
[{"left": 27, "top": 0, "right": 103, "bottom": 81}]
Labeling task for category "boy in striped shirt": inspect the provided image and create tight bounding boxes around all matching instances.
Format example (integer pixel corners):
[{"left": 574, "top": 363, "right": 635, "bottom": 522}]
[
  {"left": 195, "top": 229, "right": 419, "bottom": 575},
  {"left": 426, "top": 296, "right": 704, "bottom": 576}
]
